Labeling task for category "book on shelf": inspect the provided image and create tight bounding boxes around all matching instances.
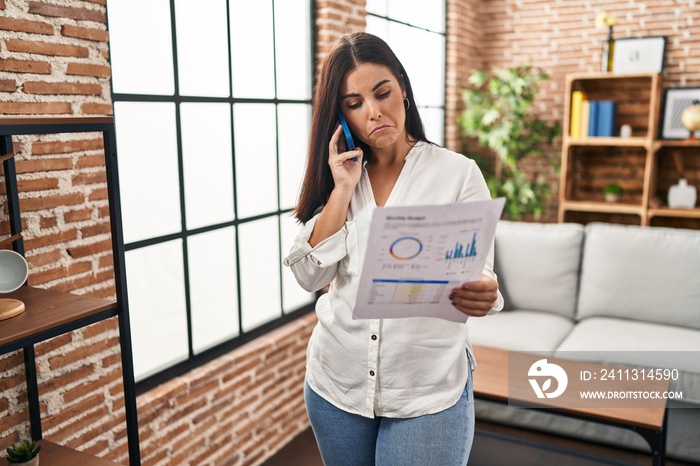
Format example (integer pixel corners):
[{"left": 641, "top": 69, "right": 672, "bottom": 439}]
[
  {"left": 580, "top": 100, "right": 590, "bottom": 138},
  {"left": 596, "top": 100, "right": 617, "bottom": 137},
  {"left": 584, "top": 100, "right": 617, "bottom": 137},
  {"left": 570, "top": 90, "right": 585, "bottom": 137},
  {"left": 588, "top": 101, "right": 599, "bottom": 137}
]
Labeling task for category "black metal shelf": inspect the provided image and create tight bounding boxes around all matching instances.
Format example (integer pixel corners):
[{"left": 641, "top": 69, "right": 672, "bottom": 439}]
[{"left": 0, "top": 116, "right": 140, "bottom": 466}]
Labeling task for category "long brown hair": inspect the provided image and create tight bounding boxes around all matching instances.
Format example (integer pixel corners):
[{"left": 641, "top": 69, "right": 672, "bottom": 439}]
[{"left": 293, "top": 32, "right": 429, "bottom": 223}]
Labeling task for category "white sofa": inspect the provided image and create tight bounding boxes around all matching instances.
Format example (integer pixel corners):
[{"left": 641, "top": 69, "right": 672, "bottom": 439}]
[{"left": 469, "top": 221, "right": 700, "bottom": 462}]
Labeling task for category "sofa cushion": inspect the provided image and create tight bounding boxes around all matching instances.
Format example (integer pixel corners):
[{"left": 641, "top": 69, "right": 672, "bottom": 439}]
[
  {"left": 555, "top": 316, "right": 700, "bottom": 404},
  {"left": 468, "top": 309, "right": 575, "bottom": 353},
  {"left": 577, "top": 223, "right": 700, "bottom": 330},
  {"left": 494, "top": 221, "right": 584, "bottom": 319}
]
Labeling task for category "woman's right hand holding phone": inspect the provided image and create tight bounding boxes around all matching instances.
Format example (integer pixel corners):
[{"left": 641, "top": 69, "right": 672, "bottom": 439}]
[
  {"left": 308, "top": 125, "right": 363, "bottom": 248},
  {"left": 328, "top": 124, "right": 363, "bottom": 194}
]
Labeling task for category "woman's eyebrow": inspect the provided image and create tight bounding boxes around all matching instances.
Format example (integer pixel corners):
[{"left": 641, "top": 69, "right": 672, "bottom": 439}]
[
  {"left": 340, "top": 79, "right": 392, "bottom": 100},
  {"left": 372, "top": 79, "right": 391, "bottom": 91}
]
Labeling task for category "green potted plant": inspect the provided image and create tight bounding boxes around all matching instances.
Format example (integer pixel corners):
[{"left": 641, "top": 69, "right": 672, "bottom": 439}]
[
  {"left": 459, "top": 62, "right": 561, "bottom": 220},
  {"left": 603, "top": 183, "right": 623, "bottom": 202},
  {"left": 5, "top": 440, "right": 41, "bottom": 465}
]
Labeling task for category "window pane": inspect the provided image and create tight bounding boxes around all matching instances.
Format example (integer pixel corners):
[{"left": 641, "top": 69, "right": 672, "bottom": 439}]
[
  {"left": 188, "top": 228, "right": 239, "bottom": 353},
  {"left": 420, "top": 107, "right": 445, "bottom": 146},
  {"left": 408, "top": 0, "right": 445, "bottom": 33},
  {"left": 181, "top": 103, "right": 235, "bottom": 229},
  {"left": 174, "top": 0, "right": 230, "bottom": 97},
  {"left": 126, "top": 240, "right": 188, "bottom": 380},
  {"left": 280, "top": 214, "right": 315, "bottom": 313},
  {"left": 230, "top": 0, "right": 275, "bottom": 98},
  {"left": 233, "top": 104, "right": 278, "bottom": 218},
  {"left": 366, "top": 0, "right": 387, "bottom": 16},
  {"left": 383, "top": 0, "right": 446, "bottom": 33},
  {"left": 366, "top": 15, "right": 390, "bottom": 40},
  {"left": 387, "top": 23, "right": 445, "bottom": 108},
  {"left": 114, "top": 102, "right": 181, "bottom": 244},
  {"left": 107, "top": 0, "right": 174, "bottom": 95},
  {"left": 274, "top": 0, "right": 312, "bottom": 100},
  {"left": 278, "top": 104, "right": 311, "bottom": 210},
  {"left": 239, "top": 217, "right": 281, "bottom": 331}
]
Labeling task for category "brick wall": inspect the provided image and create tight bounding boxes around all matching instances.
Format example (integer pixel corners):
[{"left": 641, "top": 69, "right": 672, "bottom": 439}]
[{"left": 2, "top": 0, "right": 700, "bottom": 465}]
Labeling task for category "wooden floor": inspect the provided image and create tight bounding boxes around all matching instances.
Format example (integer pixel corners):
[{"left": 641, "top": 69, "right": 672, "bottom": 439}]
[{"left": 262, "top": 420, "right": 699, "bottom": 466}]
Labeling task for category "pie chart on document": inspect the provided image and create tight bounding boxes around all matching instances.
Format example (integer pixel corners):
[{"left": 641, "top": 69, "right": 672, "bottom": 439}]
[{"left": 0, "top": 249, "right": 29, "bottom": 321}]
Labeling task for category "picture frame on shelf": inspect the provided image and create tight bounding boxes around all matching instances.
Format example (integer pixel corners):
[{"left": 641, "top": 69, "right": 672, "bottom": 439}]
[
  {"left": 661, "top": 87, "right": 700, "bottom": 139},
  {"left": 611, "top": 36, "right": 666, "bottom": 73}
]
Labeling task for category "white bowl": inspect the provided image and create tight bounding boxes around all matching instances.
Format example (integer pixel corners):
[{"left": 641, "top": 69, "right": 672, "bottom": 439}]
[{"left": 0, "top": 250, "right": 29, "bottom": 293}]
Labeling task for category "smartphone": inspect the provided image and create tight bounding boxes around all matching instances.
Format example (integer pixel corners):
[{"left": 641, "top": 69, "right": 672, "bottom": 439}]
[{"left": 337, "top": 109, "right": 358, "bottom": 161}]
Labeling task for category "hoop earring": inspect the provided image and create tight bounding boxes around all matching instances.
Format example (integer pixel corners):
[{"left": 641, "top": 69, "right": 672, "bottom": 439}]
[{"left": 404, "top": 98, "right": 410, "bottom": 110}]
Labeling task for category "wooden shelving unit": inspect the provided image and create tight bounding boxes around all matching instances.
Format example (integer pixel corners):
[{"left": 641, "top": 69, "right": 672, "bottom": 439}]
[
  {"left": 0, "top": 117, "right": 140, "bottom": 465},
  {"left": 559, "top": 72, "right": 700, "bottom": 229}
]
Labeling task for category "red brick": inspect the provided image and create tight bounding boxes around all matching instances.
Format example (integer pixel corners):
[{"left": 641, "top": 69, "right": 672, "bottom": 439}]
[
  {"left": 49, "top": 336, "right": 119, "bottom": 369},
  {"left": 0, "top": 101, "right": 71, "bottom": 115},
  {"left": 0, "top": 352, "right": 23, "bottom": 373},
  {"left": 23, "top": 229, "right": 78, "bottom": 250},
  {"left": 43, "top": 393, "right": 106, "bottom": 431},
  {"left": 23, "top": 81, "right": 103, "bottom": 96},
  {"left": 0, "top": 79, "right": 16, "bottom": 92},
  {"left": 76, "top": 154, "right": 105, "bottom": 169},
  {"left": 32, "top": 138, "right": 103, "bottom": 155},
  {"left": 61, "top": 24, "right": 108, "bottom": 42},
  {"left": 60, "top": 269, "right": 114, "bottom": 293},
  {"left": 26, "top": 248, "right": 62, "bottom": 268},
  {"left": 67, "top": 238, "right": 112, "bottom": 259},
  {"left": 0, "top": 0, "right": 6, "bottom": 9},
  {"left": 63, "top": 208, "right": 93, "bottom": 223},
  {"left": 88, "top": 186, "right": 108, "bottom": 201},
  {"left": 16, "top": 176, "right": 60, "bottom": 192},
  {"left": 45, "top": 404, "right": 109, "bottom": 440},
  {"left": 5, "top": 39, "right": 89, "bottom": 58},
  {"left": 15, "top": 157, "right": 72, "bottom": 173},
  {"left": 65, "top": 62, "right": 110, "bottom": 78},
  {"left": 79, "top": 222, "right": 110, "bottom": 238},
  {"left": 0, "top": 373, "right": 25, "bottom": 391},
  {"left": 20, "top": 192, "right": 85, "bottom": 212},
  {"left": 72, "top": 170, "right": 106, "bottom": 186},
  {"left": 0, "top": 17, "right": 53, "bottom": 35},
  {"left": 102, "top": 351, "right": 121, "bottom": 368},
  {"left": 39, "top": 216, "right": 58, "bottom": 229},
  {"left": 28, "top": 2, "right": 106, "bottom": 23},
  {"left": 81, "top": 318, "right": 117, "bottom": 339},
  {"left": 81, "top": 102, "right": 113, "bottom": 115},
  {"left": 97, "top": 254, "right": 114, "bottom": 269},
  {"left": 0, "top": 411, "right": 27, "bottom": 433},
  {"left": 0, "top": 58, "right": 51, "bottom": 74}
]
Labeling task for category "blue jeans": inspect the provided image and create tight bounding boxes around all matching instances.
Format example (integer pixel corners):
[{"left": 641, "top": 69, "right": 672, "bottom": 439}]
[{"left": 304, "top": 368, "right": 475, "bottom": 466}]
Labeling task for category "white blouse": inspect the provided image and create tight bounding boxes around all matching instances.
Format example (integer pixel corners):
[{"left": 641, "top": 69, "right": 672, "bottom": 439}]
[{"left": 284, "top": 141, "right": 504, "bottom": 419}]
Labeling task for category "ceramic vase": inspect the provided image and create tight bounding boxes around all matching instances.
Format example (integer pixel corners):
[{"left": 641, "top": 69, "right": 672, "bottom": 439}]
[{"left": 668, "top": 179, "right": 697, "bottom": 208}]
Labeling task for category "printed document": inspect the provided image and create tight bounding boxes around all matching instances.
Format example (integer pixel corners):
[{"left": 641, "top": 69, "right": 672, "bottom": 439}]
[{"left": 353, "top": 198, "right": 505, "bottom": 323}]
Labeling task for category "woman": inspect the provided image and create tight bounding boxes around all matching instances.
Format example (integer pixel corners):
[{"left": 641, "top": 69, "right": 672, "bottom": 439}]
[{"left": 284, "top": 32, "right": 503, "bottom": 466}]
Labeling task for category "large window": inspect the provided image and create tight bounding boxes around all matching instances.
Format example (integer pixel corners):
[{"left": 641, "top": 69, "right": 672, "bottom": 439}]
[
  {"left": 365, "top": 0, "right": 447, "bottom": 145},
  {"left": 107, "top": 0, "right": 315, "bottom": 386}
]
